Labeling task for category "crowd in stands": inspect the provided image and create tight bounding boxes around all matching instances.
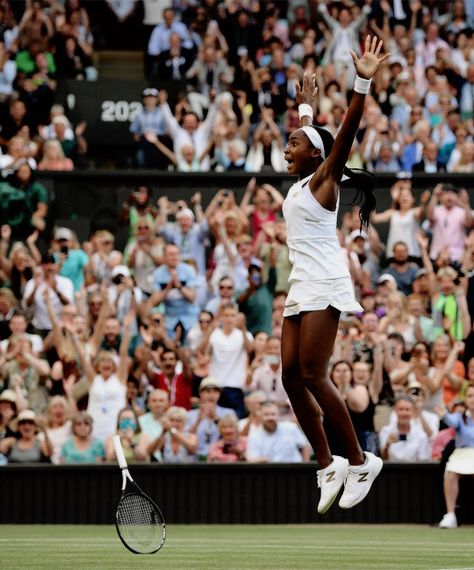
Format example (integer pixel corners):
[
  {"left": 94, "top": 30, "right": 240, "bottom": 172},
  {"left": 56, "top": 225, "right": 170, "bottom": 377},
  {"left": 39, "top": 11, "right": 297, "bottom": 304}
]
[
  {"left": 0, "top": 0, "right": 474, "bottom": 529},
  {"left": 0, "top": 1, "right": 472, "bottom": 173}
]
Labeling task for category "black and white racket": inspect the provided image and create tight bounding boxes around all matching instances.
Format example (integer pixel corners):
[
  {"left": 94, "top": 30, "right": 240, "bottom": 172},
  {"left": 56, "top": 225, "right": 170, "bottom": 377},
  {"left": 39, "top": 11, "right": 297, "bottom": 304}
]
[{"left": 112, "top": 435, "right": 166, "bottom": 554}]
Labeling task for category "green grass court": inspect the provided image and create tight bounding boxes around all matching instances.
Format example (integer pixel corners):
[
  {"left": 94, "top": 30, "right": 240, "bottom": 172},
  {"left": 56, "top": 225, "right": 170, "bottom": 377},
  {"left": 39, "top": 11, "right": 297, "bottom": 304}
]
[{"left": 1, "top": 524, "right": 473, "bottom": 569}]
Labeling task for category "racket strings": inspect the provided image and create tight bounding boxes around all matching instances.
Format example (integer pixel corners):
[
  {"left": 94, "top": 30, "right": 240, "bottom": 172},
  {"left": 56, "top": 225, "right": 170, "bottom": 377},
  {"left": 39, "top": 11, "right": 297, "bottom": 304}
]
[{"left": 116, "top": 494, "right": 164, "bottom": 553}]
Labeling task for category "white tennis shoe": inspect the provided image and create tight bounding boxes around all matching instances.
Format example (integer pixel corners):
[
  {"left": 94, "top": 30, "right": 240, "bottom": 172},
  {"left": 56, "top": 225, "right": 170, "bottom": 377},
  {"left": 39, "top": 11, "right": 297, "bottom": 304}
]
[
  {"left": 339, "top": 451, "right": 383, "bottom": 509},
  {"left": 439, "top": 512, "right": 458, "bottom": 528},
  {"left": 317, "top": 455, "right": 348, "bottom": 514}
]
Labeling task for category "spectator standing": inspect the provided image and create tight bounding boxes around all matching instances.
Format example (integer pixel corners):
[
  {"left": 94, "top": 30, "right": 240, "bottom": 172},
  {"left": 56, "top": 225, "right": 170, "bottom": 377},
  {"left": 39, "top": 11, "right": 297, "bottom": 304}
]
[
  {"left": 427, "top": 184, "right": 473, "bottom": 262},
  {"left": 52, "top": 227, "right": 89, "bottom": 293},
  {"left": 158, "top": 89, "right": 218, "bottom": 171},
  {"left": 149, "top": 243, "right": 199, "bottom": 341},
  {"left": 129, "top": 87, "right": 169, "bottom": 169},
  {"left": 147, "top": 7, "right": 193, "bottom": 57},
  {"left": 201, "top": 304, "right": 253, "bottom": 418},
  {"left": 237, "top": 259, "right": 276, "bottom": 336},
  {"left": 22, "top": 253, "right": 74, "bottom": 335},
  {"left": 158, "top": 194, "right": 208, "bottom": 276},
  {"left": 78, "top": 313, "right": 133, "bottom": 443},
  {"left": 246, "top": 401, "right": 310, "bottom": 463},
  {"left": 370, "top": 179, "right": 429, "bottom": 258},
  {"left": 155, "top": 32, "right": 194, "bottom": 80},
  {"left": 318, "top": 1, "right": 372, "bottom": 88}
]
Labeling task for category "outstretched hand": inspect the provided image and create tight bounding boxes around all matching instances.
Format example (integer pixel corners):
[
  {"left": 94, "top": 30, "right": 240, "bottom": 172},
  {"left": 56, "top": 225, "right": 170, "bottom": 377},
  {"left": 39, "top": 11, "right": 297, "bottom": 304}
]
[
  {"left": 350, "top": 35, "right": 390, "bottom": 80},
  {"left": 295, "top": 72, "right": 318, "bottom": 107}
]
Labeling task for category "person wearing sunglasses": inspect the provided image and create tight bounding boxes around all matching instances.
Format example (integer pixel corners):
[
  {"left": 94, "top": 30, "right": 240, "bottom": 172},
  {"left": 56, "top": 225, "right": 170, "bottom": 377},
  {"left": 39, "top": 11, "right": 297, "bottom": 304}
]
[{"left": 205, "top": 276, "right": 236, "bottom": 318}]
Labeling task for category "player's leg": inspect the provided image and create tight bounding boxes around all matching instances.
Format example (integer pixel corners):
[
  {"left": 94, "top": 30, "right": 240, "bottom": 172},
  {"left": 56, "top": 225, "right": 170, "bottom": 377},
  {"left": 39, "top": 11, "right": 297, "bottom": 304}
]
[
  {"left": 299, "top": 307, "right": 382, "bottom": 510},
  {"left": 299, "top": 307, "right": 364, "bottom": 465},
  {"left": 283, "top": 311, "right": 347, "bottom": 514},
  {"left": 281, "top": 314, "right": 332, "bottom": 468}
]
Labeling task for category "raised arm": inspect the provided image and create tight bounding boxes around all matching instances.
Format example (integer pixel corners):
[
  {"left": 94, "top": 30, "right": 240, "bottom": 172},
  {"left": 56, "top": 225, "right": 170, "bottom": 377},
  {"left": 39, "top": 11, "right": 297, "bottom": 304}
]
[{"left": 311, "top": 36, "right": 389, "bottom": 201}]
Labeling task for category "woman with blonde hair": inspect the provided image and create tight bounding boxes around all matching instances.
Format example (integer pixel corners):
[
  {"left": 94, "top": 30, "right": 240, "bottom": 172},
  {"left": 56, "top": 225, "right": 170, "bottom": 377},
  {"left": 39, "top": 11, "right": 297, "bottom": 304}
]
[
  {"left": 39, "top": 395, "right": 72, "bottom": 464},
  {"left": 207, "top": 413, "right": 246, "bottom": 463},
  {"left": 149, "top": 406, "right": 197, "bottom": 463},
  {"left": 379, "top": 290, "right": 421, "bottom": 351},
  {"left": 76, "top": 312, "right": 134, "bottom": 442},
  {"left": 38, "top": 139, "right": 74, "bottom": 171},
  {"left": 0, "top": 229, "right": 41, "bottom": 299},
  {"left": 370, "top": 179, "right": 430, "bottom": 258},
  {"left": 124, "top": 215, "right": 164, "bottom": 296},
  {"left": 432, "top": 266, "right": 471, "bottom": 342},
  {"left": 88, "top": 230, "right": 123, "bottom": 285}
]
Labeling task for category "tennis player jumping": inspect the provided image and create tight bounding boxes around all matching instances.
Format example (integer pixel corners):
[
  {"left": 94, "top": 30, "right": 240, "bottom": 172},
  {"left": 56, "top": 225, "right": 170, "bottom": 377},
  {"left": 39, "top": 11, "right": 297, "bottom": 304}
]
[{"left": 281, "top": 36, "right": 388, "bottom": 513}]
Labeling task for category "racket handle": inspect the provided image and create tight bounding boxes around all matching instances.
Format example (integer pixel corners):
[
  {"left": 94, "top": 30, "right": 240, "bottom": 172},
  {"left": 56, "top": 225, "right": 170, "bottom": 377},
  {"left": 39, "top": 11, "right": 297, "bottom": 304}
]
[{"left": 113, "top": 435, "right": 128, "bottom": 469}]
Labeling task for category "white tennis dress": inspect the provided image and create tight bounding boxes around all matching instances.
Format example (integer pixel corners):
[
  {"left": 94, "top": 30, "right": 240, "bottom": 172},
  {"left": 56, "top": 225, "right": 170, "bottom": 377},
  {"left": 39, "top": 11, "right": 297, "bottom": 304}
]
[{"left": 282, "top": 174, "right": 363, "bottom": 317}]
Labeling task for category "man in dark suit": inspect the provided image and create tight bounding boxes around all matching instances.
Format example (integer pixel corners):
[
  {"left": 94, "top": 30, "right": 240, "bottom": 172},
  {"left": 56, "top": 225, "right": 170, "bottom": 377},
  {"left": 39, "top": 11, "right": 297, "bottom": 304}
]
[
  {"left": 154, "top": 33, "right": 194, "bottom": 80},
  {"left": 413, "top": 141, "right": 446, "bottom": 173}
]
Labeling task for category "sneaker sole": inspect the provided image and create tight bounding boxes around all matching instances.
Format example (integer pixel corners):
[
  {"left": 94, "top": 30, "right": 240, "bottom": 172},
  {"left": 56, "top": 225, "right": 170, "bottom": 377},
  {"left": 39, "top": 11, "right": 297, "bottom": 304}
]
[{"left": 339, "top": 458, "right": 383, "bottom": 510}]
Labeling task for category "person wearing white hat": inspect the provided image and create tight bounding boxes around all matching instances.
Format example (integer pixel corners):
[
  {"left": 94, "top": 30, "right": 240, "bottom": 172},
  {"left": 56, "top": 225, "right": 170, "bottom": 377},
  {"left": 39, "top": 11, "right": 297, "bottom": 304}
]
[
  {"left": 159, "top": 193, "right": 209, "bottom": 276},
  {"left": 0, "top": 409, "right": 53, "bottom": 463},
  {"left": 53, "top": 227, "right": 89, "bottom": 292},
  {"left": 107, "top": 265, "right": 143, "bottom": 334},
  {"left": 281, "top": 36, "right": 387, "bottom": 514},
  {"left": 185, "top": 376, "right": 236, "bottom": 460}
]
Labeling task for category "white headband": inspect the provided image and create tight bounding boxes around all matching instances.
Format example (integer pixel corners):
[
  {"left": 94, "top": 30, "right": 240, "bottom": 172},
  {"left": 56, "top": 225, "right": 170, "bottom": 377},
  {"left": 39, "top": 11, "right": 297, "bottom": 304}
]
[
  {"left": 298, "top": 126, "right": 349, "bottom": 182},
  {"left": 299, "top": 126, "right": 326, "bottom": 160}
]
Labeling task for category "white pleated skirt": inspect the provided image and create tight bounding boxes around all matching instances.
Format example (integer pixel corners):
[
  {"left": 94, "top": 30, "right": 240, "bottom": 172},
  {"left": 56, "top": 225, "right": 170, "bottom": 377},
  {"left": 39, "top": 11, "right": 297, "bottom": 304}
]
[
  {"left": 283, "top": 277, "right": 363, "bottom": 317},
  {"left": 445, "top": 448, "right": 474, "bottom": 475}
]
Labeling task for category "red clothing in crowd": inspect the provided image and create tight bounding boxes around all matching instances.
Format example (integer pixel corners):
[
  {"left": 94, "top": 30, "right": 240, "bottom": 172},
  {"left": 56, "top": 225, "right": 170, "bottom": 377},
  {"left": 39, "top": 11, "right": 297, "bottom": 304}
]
[{"left": 151, "top": 372, "right": 192, "bottom": 409}]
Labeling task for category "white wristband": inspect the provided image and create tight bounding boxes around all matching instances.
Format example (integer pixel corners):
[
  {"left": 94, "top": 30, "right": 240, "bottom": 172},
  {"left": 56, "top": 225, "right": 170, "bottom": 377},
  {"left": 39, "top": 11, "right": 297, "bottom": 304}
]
[
  {"left": 298, "top": 103, "right": 313, "bottom": 121},
  {"left": 354, "top": 75, "right": 372, "bottom": 95}
]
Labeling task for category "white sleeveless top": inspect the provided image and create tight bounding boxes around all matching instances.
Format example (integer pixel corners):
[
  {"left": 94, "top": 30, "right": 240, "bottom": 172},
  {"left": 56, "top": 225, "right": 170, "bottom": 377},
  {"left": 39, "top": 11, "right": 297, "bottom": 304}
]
[
  {"left": 282, "top": 174, "right": 351, "bottom": 283},
  {"left": 87, "top": 374, "right": 126, "bottom": 442},
  {"left": 386, "top": 209, "right": 421, "bottom": 258}
]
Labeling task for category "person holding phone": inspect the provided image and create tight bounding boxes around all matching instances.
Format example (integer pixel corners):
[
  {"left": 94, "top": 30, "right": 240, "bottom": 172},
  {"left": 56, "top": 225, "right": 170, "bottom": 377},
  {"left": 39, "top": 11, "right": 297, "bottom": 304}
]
[
  {"left": 53, "top": 227, "right": 89, "bottom": 292},
  {"left": 207, "top": 414, "right": 246, "bottom": 463},
  {"left": 379, "top": 396, "right": 431, "bottom": 461}
]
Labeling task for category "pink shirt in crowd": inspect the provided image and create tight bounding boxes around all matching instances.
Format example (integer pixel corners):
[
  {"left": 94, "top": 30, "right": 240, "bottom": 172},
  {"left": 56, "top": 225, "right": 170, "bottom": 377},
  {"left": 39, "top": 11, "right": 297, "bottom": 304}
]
[{"left": 429, "top": 205, "right": 468, "bottom": 261}]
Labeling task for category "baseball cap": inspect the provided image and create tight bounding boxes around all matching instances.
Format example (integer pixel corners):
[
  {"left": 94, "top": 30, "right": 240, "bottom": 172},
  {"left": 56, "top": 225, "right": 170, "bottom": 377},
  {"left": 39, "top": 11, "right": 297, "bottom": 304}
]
[
  {"left": 199, "top": 377, "right": 221, "bottom": 391},
  {"left": 176, "top": 208, "right": 195, "bottom": 221},
  {"left": 54, "top": 227, "right": 73, "bottom": 241},
  {"left": 111, "top": 265, "right": 131, "bottom": 279},
  {"left": 142, "top": 87, "right": 158, "bottom": 98},
  {"left": 377, "top": 273, "right": 397, "bottom": 286}
]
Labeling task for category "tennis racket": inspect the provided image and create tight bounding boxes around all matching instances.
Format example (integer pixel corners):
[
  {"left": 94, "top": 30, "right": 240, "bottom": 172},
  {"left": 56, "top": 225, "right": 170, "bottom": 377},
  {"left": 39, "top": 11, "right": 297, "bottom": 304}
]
[{"left": 112, "top": 434, "right": 166, "bottom": 554}]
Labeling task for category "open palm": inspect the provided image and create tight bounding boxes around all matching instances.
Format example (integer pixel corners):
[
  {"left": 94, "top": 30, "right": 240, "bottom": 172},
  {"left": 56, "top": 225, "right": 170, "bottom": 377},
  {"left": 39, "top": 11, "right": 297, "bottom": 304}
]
[{"left": 350, "top": 35, "right": 390, "bottom": 80}]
